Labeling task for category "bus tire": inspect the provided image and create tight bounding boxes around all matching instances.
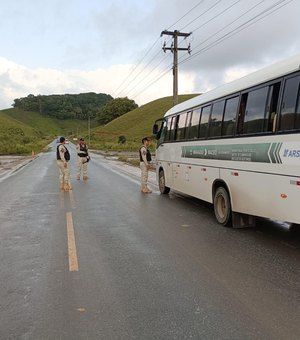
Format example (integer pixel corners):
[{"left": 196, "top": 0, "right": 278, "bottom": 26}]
[
  {"left": 213, "top": 187, "right": 232, "bottom": 226},
  {"left": 159, "top": 169, "right": 170, "bottom": 194}
]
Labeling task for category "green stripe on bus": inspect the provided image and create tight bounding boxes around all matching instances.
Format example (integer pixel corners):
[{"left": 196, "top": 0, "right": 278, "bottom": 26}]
[{"left": 181, "top": 143, "right": 280, "bottom": 163}]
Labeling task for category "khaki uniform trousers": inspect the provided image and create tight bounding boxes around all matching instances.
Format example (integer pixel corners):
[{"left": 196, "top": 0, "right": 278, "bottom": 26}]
[
  {"left": 57, "top": 160, "right": 71, "bottom": 189},
  {"left": 140, "top": 162, "right": 149, "bottom": 190},
  {"left": 77, "top": 157, "right": 88, "bottom": 179}
]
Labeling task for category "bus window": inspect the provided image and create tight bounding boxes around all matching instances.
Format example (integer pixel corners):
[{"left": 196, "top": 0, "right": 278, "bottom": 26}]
[
  {"left": 199, "top": 105, "right": 211, "bottom": 138},
  {"left": 209, "top": 100, "right": 224, "bottom": 138},
  {"left": 279, "top": 75, "right": 300, "bottom": 131},
  {"left": 237, "top": 93, "right": 247, "bottom": 134},
  {"left": 176, "top": 112, "right": 188, "bottom": 140},
  {"left": 187, "top": 108, "right": 201, "bottom": 139},
  {"left": 158, "top": 119, "right": 168, "bottom": 144},
  {"left": 242, "top": 86, "right": 269, "bottom": 134},
  {"left": 266, "top": 82, "right": 281, "bottom": 132},
  {"left": 170, "top": 116, "right": 178, "bottom": 141},
  {"left": 222, "top": 96, "right": 239, "bottom": 136},
  {"left": 165, "top": 118, "right": 172, "bottom": 141}
]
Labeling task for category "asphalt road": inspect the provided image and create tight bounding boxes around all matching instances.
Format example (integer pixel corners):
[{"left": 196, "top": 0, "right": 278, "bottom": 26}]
[{"left": 0, "top": 143, "right": 299, "bottom": 339}]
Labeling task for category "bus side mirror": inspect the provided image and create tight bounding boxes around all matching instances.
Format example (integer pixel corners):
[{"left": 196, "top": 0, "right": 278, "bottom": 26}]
[{"left": 152, "top": 123, "right": 159, "bottom": 135}]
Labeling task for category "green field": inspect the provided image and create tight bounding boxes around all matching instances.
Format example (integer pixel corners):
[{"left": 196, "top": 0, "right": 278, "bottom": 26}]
[
  {"left": 89, "top": 94, "right": 197, "bottom": 151},
  {"left": 0, "top": 94, "right": 198, "bottom": 154}
]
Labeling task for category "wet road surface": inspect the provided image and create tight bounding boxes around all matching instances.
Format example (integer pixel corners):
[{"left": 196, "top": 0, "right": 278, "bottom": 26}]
[{"left": 0, "top": 143, "right": 299, "bottom": 339}]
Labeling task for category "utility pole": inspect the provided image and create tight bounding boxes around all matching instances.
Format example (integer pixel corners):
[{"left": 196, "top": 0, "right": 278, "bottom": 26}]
[{"left": 161, "top": 30, "right": 191, "bottom": 106}]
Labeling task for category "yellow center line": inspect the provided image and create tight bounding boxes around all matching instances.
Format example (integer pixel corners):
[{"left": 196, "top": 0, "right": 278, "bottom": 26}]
[{"left": 66, "top": 211, "right": 79, "bottom": 272}]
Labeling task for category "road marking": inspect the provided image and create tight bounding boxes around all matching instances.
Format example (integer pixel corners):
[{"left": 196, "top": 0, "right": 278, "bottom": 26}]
[{"left": 66, "top": 212, "right": 79, "bottom": 271}]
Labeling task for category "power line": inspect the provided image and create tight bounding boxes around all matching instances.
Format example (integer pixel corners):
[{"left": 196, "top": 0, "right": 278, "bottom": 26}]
[
  {"left": 166, "top": 0, "right": 206, "bottom": 30},
  {"left": 125, "top": 52, "right": 172, "bottom": 97},
  {"left": 116, "top": 0, "right": 294, "bottom": 103},
  {"left": 112, "top": 37, "right": 161, "bottom": 97},
  {"left": 180, "top": 0, "right": 223, "bottom": 31},
  {"left": 178, "top": 0, "right": 265, "bottom": 65},
  {"left": 113, "top": 1, "right": 208, "bottom": 98},
  {"left": 179, "top": 0, "right": 293, "bottom": 66}
]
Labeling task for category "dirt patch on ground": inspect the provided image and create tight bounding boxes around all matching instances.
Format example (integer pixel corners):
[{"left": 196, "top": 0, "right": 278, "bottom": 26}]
[
  {"left": 92, "top": 150, "right": 141, "bottom": 167},
  {"left": 0, "top": 156, "right": 33, "bottom": 175}
]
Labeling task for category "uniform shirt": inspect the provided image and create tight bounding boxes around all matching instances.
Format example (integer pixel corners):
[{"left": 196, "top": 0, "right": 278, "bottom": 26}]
[
  {"left": 140, "top": 145, "right": 151, "bottom": 166},
  {"left": 58, "top": 144, "right": 68, "bottom": 162},
  {"left": 76, "top": 142, "right": 89, "bottom": 157}
]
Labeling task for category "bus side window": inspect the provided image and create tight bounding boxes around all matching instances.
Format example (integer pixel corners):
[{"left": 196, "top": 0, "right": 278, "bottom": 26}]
[
  {"left": 244, "top": 86, "right": 269, "bottom": 134},
  {"left": 184, "top": 111, "right": 192, "bottom": 139},
  {"left": 209, "top": 100, "right": 224, "bottom": 138},
  {"left": 165, "top": 118, "right": 172, "bottom": 141},
  {"left": 170, "top": 116, "right": 178, "bottom": 141},
  {"left": 176, "top": 112, "right": 187, "bottom": 141},
  {"left": 237, "top": 93, "right": 247, "bottom": 134},
  {"left": 199, "top": 105, "right": 211, "bottom": 139},
  {"left": 187, "top": 108, "right": 201, "bottom": 139},
  {"left": 222, "top": 96, "right": 239, "bottom": 137},
  {"left": 265, "top": 82, "right": 281, "bottom": 133},
  {"left": 158, "top": 120, "right": 168, "bottom": 144},
  {"left": 279, "top": 75, "right": 300, "bottom": 131}
]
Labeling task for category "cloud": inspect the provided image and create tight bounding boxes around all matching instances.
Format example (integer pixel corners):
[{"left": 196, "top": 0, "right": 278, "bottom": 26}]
[
  {"left": 0, "top": 57, "right": 184, "bottom": 109},
  {"left": 1, "top": 0, "right": 300, "bottom": 110}
]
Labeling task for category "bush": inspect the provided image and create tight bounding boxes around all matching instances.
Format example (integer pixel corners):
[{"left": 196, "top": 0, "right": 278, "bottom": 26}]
[{"left": 118, "top": 135, "right": 126, "bottom": 144}]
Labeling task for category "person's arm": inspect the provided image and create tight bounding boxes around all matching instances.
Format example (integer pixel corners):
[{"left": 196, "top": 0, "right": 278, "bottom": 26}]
[{"left": 59, "top": 145, "right": 67, "bottom": 166}]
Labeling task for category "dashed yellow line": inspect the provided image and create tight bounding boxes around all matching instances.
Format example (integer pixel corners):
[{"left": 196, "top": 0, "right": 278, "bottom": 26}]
[{"left": 66, "top": 212, "right": 79, "bottom": 272}]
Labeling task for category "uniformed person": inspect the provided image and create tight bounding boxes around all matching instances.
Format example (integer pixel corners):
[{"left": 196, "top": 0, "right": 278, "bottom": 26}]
[
  {"left": 139, "top": 137, "right": 152, "bottom": 193},
  {"left": 56, "top": 136, "right": 72, "bottom": 191},
  {"left": 76, "top": 137, "right": 90, "bottom": 180}
]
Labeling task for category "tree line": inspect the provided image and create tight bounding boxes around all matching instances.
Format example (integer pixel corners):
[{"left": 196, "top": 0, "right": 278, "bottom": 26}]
[
  {"left": 13, "top": 93, "right": 138, "bottom": 124},
  {"left": 13, "top": 92, "right": 112, "bottom": 120}
]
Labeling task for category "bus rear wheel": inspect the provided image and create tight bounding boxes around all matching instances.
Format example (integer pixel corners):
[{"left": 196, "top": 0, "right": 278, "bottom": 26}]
[
  {"left": 213, "top": 187, "right": 232, "bottom": 226},
  {"left": 159, "top": 169, "right": 170, "bottom": 194}
]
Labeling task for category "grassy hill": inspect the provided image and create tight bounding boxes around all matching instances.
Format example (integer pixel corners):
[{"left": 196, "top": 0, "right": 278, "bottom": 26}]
[
  {"left": 0, "top": 108, "right": 90, "bottom": 154},
  {"left": 89, "top": 94, "right": 197, "bottom": 151},
  {"left": 0, "top": 111, "right": 45, "bottom": 154},
  {"left": 0, "top": 94, "right": 198, "bottom": 154},
  {"left": 2, "top": 108, "right": 94, "bottom": 136}
]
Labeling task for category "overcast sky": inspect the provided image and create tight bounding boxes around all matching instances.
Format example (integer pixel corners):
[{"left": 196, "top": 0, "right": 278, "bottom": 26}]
[{"left": 1, "top": 0, "right": 300, "bottom": 109}]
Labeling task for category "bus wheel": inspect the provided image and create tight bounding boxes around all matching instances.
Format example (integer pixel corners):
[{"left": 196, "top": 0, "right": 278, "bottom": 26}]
[
  {"left": 159, "top": 170, "right": 170, "bottom": 194},
  {"left": 213, "top": 187, "right": 232, "bottom": 226}
]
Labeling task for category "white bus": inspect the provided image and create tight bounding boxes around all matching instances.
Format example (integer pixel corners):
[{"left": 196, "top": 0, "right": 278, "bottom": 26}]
[{"left": 153, "top": 54, "right": 300, "bottom": 228}]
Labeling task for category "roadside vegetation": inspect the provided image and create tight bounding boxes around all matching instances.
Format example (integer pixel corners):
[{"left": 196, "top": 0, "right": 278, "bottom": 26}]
[
  {"left": 0, "top": 108, "right": 89, "bottom": 155},
  {"left": 0, "top": 93, "right": 198, "bottom": 155},
  {"left": 89, "top": 94, "right": 197, "bottom": 152}
]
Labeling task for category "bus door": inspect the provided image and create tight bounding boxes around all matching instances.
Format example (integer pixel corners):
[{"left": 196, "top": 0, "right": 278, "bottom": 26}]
[
  {"left": 157, "top": 116, "right": 177, "bottom": 189},
  {"left": 172, "top": 112, "right": 190, "bottom": 192}
]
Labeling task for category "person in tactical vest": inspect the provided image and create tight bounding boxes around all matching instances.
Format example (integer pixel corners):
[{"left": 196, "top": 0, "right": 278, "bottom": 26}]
[
  {"left": 56, "top": 136, "right": 72, "bottom": 191},
  {"left": 76, "top": 137, "right": 90, "bottom": 180},
  {"left": 139, "top": 137, "right": 152, "bottom": 193}
]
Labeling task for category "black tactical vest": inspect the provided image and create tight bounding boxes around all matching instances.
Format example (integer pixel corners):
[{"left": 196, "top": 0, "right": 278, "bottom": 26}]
[
  {"left": 57, "top": 144, "right": 70, "bottom": 161},
  {"left": 139, "top": 147, "right": 152, "bottom": 162}
]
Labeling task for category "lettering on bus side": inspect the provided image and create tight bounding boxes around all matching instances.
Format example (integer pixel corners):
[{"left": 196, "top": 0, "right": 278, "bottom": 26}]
[{"left": 282, "top": 149, "right": 300, "bottom": 158}]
